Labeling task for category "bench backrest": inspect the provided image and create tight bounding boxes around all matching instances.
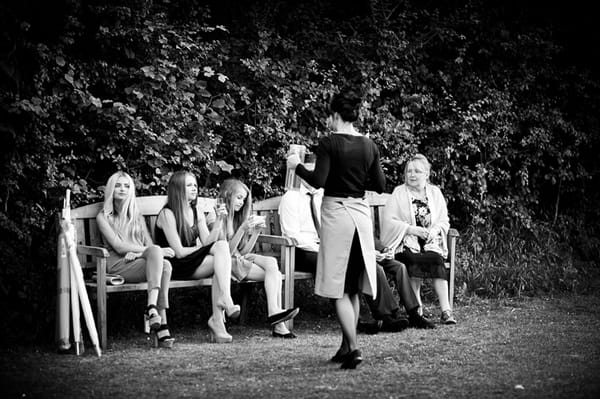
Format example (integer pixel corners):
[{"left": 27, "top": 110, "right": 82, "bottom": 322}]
[
  {"left": 69, "top": 196, "right": 216, "bottom": 268},
  {"left": 252, "top": 191, "right": 391, "bottom": 254},
  {"left": 69, "top": 191, "right": 392, "bottom": 267}
]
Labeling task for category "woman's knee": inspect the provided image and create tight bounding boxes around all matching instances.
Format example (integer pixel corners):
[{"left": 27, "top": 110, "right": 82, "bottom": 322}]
[
  {"left": 145, "top": 244, "right": 163, "bottom": 260},
  {"left": 264, "top": 258, "right": 280, "bottom": 277},
  {"left": 211, "top": 240, "right": 229, "bottom": 256}
]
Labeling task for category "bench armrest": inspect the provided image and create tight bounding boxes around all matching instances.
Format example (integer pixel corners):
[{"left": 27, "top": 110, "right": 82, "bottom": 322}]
[
  {"left": 77, "top": 245, "right": 110, "bottom": 258},
  {"left": 256, "top": 234, "right": 295, "bottom": 247}
]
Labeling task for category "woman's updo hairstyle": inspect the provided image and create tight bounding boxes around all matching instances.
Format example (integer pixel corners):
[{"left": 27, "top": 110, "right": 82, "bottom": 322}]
[{"left": 329, "top": 87, "right": 363, "bottom": 122}]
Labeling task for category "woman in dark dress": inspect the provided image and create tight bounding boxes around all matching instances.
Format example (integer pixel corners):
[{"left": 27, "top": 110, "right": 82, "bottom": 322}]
[
  {"left": 155, "top": 171, "right": 240, "bottom": 343},
  {"left": 287, "top": 87, "right": 386, "bottom": 369}
]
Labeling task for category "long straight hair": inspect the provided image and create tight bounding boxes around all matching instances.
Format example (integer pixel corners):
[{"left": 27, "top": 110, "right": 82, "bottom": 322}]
[
  {"left": 218, "top": 178, "right": 251, "bottom": 243},
  {"left": 102, "top": 172, "right": 150, "bottom": 246},
  {"left": 166, "top": 171, "right": 197, "bottom": 246}
]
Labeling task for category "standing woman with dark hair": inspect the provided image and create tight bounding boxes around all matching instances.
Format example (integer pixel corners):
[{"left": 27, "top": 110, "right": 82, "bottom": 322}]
[
  {"left": 154, "top": 171, "right": 240, "bottom": 343},
  {"left": 287, "top": 87, "right": 386, "bottom": 369},
  {"left": 96, "top": 172, "right": 175, "bottom": 348}
]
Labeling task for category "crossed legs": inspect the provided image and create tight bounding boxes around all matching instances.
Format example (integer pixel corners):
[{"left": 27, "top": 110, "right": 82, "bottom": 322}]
[
  {"left": 191, "top": 240, "right": 238, "bottom": 335},
  {"left": 142, "top": 245, "right": 172, "bottom": 322}
]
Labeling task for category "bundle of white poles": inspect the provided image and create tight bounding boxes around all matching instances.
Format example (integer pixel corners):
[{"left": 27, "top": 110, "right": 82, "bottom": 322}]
[{"left": 56, "top": 189, "right": 101, "bottom": 357}]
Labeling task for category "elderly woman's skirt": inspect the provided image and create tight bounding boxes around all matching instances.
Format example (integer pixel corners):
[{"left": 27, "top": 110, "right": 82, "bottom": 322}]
[
  {"left": 315, "top": 196, "right": 377, "bottom": 299},
  {"left": 396, "top": 250, "right": 446, "bottom": 279}
]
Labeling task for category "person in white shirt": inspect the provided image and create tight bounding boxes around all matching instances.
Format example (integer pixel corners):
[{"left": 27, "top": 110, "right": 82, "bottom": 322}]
[
  {"left": 279, "top": 171, "right": 433, "bottom": 332},
  {"left": 278, "top": 179, "right": 322, "bottom": 273}
]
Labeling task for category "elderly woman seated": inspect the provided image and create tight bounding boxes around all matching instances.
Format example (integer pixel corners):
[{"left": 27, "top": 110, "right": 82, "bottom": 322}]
[{"left": 381, "top": 154, "right": 457, "bottom": 325}]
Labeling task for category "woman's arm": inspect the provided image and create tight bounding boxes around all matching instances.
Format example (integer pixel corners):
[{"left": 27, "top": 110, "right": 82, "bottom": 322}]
[
  {"left": 295, "top": 139, "right": 330, "bottom": 188},
  {"left": 228, "top": 222, "right": 247, "bottom": 255},
  {"left": 196, "top": 204, "right": 225, "bottom": 245},
  {"left": 238, "top": 226, "right": 261, "bottom": 255},
  {"left": 229, "top": 216, "right": 263, "bottom": 255},
  {"left": 381, "top": 187, "right": 412, "bottom": 248},
  {"left": 366, "top": 143, "right": 386, "bottom": 193},
  {"left": 427, "top": 186, "right": 450, "bottom": 236},
  {"left": 156, "top": 209, "right": 202, "bottom": 259},
  {"left": 96, "top": 212, "right": 146, "bottom": 254}
]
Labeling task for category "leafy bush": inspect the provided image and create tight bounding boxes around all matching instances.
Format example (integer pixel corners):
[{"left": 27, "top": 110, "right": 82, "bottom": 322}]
[
  {"left": 1, "top": 0, "right": 599, "bottom": 343},
  {"left": 457, "top": 220, "right": 594, "bottom": 298}
]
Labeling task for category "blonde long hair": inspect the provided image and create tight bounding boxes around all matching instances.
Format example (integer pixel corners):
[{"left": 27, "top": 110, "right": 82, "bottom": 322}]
[
  {"left": 102, "top": 172, "right": 150, "bottom": 246},
  {"left": 218, "top": 178, "right": 251, "bottom": 244}
]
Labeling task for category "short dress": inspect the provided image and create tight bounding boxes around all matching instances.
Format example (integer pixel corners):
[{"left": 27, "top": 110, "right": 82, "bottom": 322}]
[
  {"left": 154, "top": 206, "right": 214, "bottom": 280},
  {"left": 395, "top": 197, "right": 446, "bottom": 279}
]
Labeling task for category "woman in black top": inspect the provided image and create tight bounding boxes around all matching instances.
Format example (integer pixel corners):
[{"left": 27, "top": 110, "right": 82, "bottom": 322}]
[
  {"left": 155, "top": 171, "right": 240, "bottom": 343},
  {"left": 287, "top": 87, "right": 386, "bottom": 369}
]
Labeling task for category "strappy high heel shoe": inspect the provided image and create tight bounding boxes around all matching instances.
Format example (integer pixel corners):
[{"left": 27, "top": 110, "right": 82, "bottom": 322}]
[
  {"left": 152, "top": 324, "right": 175, "bottom": 349},
  {"left": 207, "top": 316, "right": 233, "bottom": 343},
  {"left": 143, "top": 304, "right": 161, "bottom": 334}
]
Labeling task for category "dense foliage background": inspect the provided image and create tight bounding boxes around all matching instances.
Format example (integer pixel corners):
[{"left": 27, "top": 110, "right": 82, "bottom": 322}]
[{"left": 1, "top": 0, "right": 599, "bottom": 343}]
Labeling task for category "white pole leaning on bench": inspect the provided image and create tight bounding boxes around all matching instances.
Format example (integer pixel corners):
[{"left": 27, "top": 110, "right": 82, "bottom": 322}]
[
  {"left": 55, "top": 227, "right": 71, "bottom": 353},
  {"left": 69, "top": 238, "right": 83, "bottom": 355},
  {"left": 61, "top": 189, "right": 102, "bottom": 357}
]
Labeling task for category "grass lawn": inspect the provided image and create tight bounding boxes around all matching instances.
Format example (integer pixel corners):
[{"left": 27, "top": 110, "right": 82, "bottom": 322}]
[{"left": 1, "top": 294, "right": 599, "bottom": 398}]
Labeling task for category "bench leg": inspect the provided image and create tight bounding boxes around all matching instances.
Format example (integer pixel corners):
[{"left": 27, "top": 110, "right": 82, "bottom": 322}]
[
  {"left": 96, "top": 287, "right": 107, "bottom": 350},
  {"left": 449, "top": 262, "right": 455, "bottom": 309},
  {"left": 282, "top": 246, "right": 295, "bottom": 330},
  {"left": 238, "top": 284, "right": 252, "bottom": 325}
]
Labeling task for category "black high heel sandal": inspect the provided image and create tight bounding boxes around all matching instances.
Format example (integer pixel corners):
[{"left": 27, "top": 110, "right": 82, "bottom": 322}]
[
  {"left": 153, "top": 324, "right": 175, "bottom": 349},
  {"left": 144, "top": 304, "right": 161, "bottom": 334}
]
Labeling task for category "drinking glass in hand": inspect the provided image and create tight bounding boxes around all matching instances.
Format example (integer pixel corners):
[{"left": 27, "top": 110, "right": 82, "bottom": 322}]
[{"left": 215, "top": 197, "right": 227, "bottom": 219}]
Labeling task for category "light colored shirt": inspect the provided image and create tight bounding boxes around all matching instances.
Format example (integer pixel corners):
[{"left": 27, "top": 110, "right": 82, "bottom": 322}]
[{"left": 278, "top": 186, "right": 322, "bottom": 253}]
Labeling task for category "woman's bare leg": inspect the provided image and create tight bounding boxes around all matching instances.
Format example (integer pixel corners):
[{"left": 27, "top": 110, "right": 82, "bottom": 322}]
[
  {"left": 209, "top": 240, "right": 236, "bottom": 308},
  {"left": 433, "top": 278, "right": 451, "bottom": 312},
  {"left": 410, "top": 277, "right": 423, "bottom": 314}
]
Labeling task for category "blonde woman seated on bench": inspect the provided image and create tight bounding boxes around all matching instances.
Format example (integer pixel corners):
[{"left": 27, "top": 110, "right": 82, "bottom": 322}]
[
  {"left": 218, "top": 178, "right": 300, "bottom": 339},
  {"left": 96, "top": 171, "right": 175, "bottom": 348}
]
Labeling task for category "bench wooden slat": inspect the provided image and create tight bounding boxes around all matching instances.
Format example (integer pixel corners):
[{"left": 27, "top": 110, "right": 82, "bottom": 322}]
[{"left": 85, "top": 278, "right": 215, "bottom": 292}]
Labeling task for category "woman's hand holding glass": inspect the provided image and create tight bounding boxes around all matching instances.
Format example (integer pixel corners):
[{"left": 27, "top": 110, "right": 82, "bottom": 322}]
[{"left": 215, "top": 198, "right": 228, "bottom": 219}]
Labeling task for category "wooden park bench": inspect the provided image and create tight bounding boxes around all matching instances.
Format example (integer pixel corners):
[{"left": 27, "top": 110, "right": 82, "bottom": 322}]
[
  {"left": 67, "top": 195, "right": 295, "bottom": 350},
  {"left": 64, "top": 192, "right": 458, "bottom": 349}
]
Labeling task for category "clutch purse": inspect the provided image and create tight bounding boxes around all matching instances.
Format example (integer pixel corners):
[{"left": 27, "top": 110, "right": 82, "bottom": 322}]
[
  {"left": 231, "top": 254, "right": 253, "bottom": 282},
  {"left": 92, "top": 272, "right": 125, "bottom": 286}
]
